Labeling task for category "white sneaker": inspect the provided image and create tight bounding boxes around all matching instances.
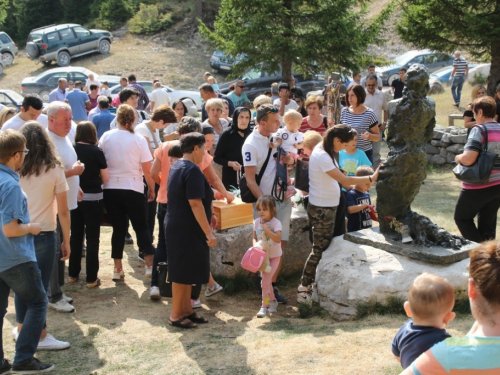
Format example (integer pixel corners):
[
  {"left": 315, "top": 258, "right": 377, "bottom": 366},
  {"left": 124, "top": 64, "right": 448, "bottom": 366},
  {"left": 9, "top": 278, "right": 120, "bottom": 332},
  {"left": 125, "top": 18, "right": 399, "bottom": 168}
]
[
  {"left": 112, "top": 267, "right": 125, "bottom": 280},
  {"left": 37, "top": 333, "right": 70, "bottom": 351},
  {"left": 149, "top": 286, "right": 161, "bottom": 300},
  {"left": 12, "top": 327, "right": 18, "bottom": 341},
  {"left": 256, "top": 306, "right": 268, "bottom": 318},
  {"left": 205, "top": 283, "right": 223, "bottom": 297},
  {"left": 48, "top": 299, "right": 75, "bottom": 313},
  {"left": 145, "top": 266, "right": 153, "bottom": 278},
  {"left": 62, "top": 293, "right": 73, "bottom": 304},
  {"left": 297, "top": 285, "right": 312, "bottom": 304},
  {"left": 191, "top": 299, "right": 201, "bottom": 309},
  {"left": 268, "top": 300, "right": 278, "bottom": 314}
]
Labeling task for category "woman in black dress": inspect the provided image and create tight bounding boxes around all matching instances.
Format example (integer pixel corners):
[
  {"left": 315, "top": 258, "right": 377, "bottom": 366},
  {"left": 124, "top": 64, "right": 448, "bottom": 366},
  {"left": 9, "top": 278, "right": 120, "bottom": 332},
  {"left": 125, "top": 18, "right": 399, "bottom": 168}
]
[
  {"left": 214, "top": 107, "right": 253, "bottom": 189},
  {"left": 166, "top": 132, "right": 216, "bottom": 328}
]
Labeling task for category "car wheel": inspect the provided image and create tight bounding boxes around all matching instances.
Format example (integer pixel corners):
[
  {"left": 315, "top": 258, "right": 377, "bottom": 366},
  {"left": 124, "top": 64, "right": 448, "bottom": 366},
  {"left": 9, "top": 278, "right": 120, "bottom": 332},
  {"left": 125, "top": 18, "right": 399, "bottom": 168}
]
[
  {"left": 26, "top": 42, "right": 39, "bottom": 59},
  {"left": 2, "top": 52, "right": 13, "bottom": 66},
  {"left": 387, "top": 73, "right": 399, "bottom": 87},
  {"left": 56, "top": 51, "right": 71, "bottom": 67},
  {"left": 42, "top": 60, "right": 52, "bottom": 67},
  {"left": 39, "top": 90, "right": 50, "bottom": 103},
  {"left": 99, "top": 40, "right": 111, "bottom": 54}
]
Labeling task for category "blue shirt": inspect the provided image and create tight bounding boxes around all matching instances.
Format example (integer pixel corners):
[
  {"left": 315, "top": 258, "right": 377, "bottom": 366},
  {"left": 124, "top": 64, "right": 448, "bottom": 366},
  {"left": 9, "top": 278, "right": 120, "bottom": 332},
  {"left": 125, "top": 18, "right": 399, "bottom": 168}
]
[
  {"left": 339, "top": 149, "right": 372, "bottom": 176},
  {"left": 66, "top": 89, "right": 89, "bottom": 121},
  {"left": 0, "top": 164, "right": 36, "bottom": 272},
  {"left": 92, "top": 109, "right": 116, "bottom": 139},
  {"left": 49, "top": 87, "right": 66, "bottom": 103},
  {"left": 346, "top": 188, "right": 372, "bottom": 232}
]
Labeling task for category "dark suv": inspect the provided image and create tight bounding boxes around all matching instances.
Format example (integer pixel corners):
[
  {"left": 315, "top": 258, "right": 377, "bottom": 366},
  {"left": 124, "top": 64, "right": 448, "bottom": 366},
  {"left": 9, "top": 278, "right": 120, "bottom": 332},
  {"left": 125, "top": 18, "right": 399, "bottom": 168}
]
[{"left": 26, "top": 24, "right": 113, "bottom": 67}]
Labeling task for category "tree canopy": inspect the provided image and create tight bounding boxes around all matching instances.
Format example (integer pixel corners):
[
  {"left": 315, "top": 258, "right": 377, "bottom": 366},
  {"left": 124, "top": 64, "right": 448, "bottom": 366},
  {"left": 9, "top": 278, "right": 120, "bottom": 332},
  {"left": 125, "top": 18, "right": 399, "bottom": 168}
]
[
  {"left": 396, "top": 0, "right": 500, "bottom": 95},
  {"left": 199, "top": 0, "right": 389, "bottom": 83}
]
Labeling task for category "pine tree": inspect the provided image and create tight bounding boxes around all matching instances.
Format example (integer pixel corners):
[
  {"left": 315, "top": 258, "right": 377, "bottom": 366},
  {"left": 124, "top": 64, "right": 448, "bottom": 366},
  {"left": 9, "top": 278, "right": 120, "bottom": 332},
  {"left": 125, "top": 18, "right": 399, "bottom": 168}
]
[
  {"left": 199, "top": 0, "right": 388, "bottom": 83},
  {"left": 98, "top": 0, "right": 132, "bottom": 31},
  {"left": 17, "top": 0, "right": 63, "bottom": 44},
  {"left": 396, "top": 0, "right": 500, "bottom": 95}
]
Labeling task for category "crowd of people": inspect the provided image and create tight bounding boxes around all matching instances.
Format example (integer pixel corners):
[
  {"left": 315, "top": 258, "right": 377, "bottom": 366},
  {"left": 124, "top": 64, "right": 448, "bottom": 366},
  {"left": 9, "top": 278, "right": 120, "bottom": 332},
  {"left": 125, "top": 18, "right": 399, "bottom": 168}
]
[{"left": 1, "top": 64, "right": 500, "bottom": 373}]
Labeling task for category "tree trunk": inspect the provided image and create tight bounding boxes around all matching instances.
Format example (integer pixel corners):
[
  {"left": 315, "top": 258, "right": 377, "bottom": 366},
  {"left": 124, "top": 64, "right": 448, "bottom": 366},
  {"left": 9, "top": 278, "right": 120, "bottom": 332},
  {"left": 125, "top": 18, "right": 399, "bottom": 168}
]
[{"left": 487, "top": 40, "right": 500, "bottom": 96}]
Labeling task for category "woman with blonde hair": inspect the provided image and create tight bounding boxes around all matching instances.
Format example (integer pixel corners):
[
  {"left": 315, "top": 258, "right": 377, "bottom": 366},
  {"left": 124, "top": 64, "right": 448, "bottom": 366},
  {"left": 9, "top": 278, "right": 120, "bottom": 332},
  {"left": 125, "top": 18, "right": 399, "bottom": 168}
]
[
  {"left": 203, "top": 98, "right": 228, "bottom": 153},
  {"left": 463, "top": 84, "right": 487, "bottom": 129},
  {"left": 0, "top": 107, "right": 16, "bottom": 128}
]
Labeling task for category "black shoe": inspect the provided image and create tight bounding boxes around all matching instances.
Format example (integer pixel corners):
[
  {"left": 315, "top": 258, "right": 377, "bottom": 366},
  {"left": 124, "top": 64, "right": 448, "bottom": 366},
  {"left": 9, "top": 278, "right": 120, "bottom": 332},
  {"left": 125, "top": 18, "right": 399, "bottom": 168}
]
[
  {"left": 125, "top": 235, "right": 134, "bottom": 245},
  {"left": 11, "top": 357, "right": 54, "bottom": 373},
  {"left": 137, "top": 252, "right": 145, "bottom": 262},
  {"left": 0, "top": 359, "right": 11, "bottom": 375},
  {"left": 274, "top": 287, "right": 287, "bottom": 304}
]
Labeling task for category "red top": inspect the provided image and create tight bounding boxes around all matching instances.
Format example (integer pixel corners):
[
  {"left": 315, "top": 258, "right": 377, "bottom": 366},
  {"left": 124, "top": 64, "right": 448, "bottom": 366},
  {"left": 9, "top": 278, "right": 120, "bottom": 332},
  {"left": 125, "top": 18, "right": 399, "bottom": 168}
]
[{"left": 300, "top": 116, "right": 327, "bottom": 135}]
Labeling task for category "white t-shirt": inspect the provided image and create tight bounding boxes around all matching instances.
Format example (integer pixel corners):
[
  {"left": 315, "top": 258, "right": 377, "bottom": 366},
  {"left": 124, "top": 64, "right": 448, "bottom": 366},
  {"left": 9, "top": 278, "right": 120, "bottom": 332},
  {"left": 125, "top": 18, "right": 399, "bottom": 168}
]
[
  {"left": 134, "top": 121, "right": 161, "bottom": 152},
  {"left": 1, "top": 113, "right": 49, "bottom": 131},
  {"left": 48, "top": 131, "right": 79, "bottom": 210},
  {"left": 164, "top": 122, "right": 179, "bottom": 135},
  {"left": 150, "top": 88, "right": 170, "bottom": 108},
  {"left": 360, "top": 75, "right": 383, "bottom": 89},
  {"left": 308, "top": 144, "right": 340, "bottom": 207},
  {"left": 364, "top": 90, "right": 388, "bottom": 124},
  {"left": 273, "top": 127, "right": 304, "bottom": 155},
  {"left": 85, "top": 79, "right": 101, "bottom": 93},
  {"left": 20, "top": 165, "right": 69, "bottom": 231},
  {"left": 273, "top": 98, "right": 299, "bottom": 112},
  {"left": 99, "top": 129, "right": 153, "bottom": 193},
  {"left": 242, "top": 127, "right": 276, "bottom": 196}
]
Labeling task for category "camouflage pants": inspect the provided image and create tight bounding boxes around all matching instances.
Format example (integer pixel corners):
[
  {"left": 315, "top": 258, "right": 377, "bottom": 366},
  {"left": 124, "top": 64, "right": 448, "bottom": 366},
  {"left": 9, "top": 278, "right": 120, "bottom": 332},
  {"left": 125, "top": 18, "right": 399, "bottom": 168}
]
[{"left": 300, "top": 203, "right": 337, "bottom": 287}]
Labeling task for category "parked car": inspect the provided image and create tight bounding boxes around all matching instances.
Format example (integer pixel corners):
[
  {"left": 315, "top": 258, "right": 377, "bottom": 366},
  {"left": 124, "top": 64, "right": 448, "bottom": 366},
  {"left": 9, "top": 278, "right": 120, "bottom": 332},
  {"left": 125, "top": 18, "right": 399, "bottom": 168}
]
[
  {"left": 21, "top": 67, "right": 120, "bottom": 102},
  {"left": 219, "top": 66, "right": 326, "bottom": 101},
  {"left": 26, "top": 24, "right": 113, "bottom": 67},
  {"left": 429, "top": 64, "right": 477, "bottom": 84},
  {"left": 0, "top": 32, "right": 18, "bottom": 66},
  {"left": 109, "top": 81, "right": 203, "bottom": 110},
  {"left": 0, "top": 89, "right": 24, "bottom": 109},
  {"left": 210, "top": 50, "right": 245, "bottom": 74},
  {"left": 376, "top": 49, "right": 454, "bottom": 86},
  {"left": 468, "top": 63, "right": 490, "bottom": 84},
  {"left": 0, "top": 54, "right": 4, "bottom": 75}
]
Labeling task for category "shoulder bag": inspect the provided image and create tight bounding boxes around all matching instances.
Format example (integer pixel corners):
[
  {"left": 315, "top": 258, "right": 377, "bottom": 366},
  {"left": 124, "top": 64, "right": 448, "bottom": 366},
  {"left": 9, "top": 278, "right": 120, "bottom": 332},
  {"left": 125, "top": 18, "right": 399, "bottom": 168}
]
[
  {"left": 295, "top": 156, "right": 310, "bottom": 192},
  {"left": 453, "top": 124, "right": 499, "bottom": 184},
  {"left": 239, "top": 148, "right": 272, "bottom": 203}
]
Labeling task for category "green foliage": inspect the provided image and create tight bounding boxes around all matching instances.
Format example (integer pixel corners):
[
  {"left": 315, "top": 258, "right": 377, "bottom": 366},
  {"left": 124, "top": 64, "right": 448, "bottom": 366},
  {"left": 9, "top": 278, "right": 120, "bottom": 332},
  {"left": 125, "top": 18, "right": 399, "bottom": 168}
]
[
  {"left": 356, "top": 297, "right": 405, "bottom": 319},
  {"left": 298, "top": 301, "right": 330, "bottom": 319},
  {"left": 16, "top": 0, "right": 64, "bottom": 44},
  {"left": 0, "top": 0, "right": 8, "bottom": 27},
  {"left": 395, "top": 0, "right": 500, "bottom": 95},
  {"left": 213, "top": 272, "right": 258, "bottom": 295},
  {"left": 472, "top": 71, "right": 488, "bottom": 85},
  {"left": 63, "top": 0, "right": 94, "bottom": 24},
  {"left": 199, "top": 0, "right": 390, "bottom": 82},
  {"left": 98, "top": 0, "right": 132, "bottom": 31},
  {"left": 128, "top": 3, "right": 178, "bottom": 35}
]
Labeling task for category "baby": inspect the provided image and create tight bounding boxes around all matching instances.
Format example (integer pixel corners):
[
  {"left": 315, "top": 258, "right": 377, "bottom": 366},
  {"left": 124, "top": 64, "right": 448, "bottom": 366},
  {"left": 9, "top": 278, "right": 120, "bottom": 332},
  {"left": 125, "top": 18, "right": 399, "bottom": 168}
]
[
  {"left": 392, "top": 273, "right": 455, "bottom": 369},
  {"left": 270, "top": 110, "right": 304, "bottom": 199}
]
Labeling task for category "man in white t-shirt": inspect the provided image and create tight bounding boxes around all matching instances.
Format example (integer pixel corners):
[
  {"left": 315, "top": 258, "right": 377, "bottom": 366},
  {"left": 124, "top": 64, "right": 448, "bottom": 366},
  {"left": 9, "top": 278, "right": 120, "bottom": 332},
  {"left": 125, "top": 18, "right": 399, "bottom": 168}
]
[
  {"left": 273, "top": 83, "right": 299, "bottom": 116},
  {"left": 364, "top": 75, "right": 388, "bottom": 169},
  {"left": 83, "top": 73, "right": 101, "bottom": 94},
  {"left": 242, "top": 104, "right": 294, "bottom": 303},
  {"left": 47, "top": 102, "right": 84, "bottom": 314},
  {"left": 1, "top": 94, "right": 48, "bottom": 131},
  {"left": 149, "top": 81, "right": 170, "bottom": 112},
  {"left": 360, "top": 64, "right": 383, "bottom": 91}
]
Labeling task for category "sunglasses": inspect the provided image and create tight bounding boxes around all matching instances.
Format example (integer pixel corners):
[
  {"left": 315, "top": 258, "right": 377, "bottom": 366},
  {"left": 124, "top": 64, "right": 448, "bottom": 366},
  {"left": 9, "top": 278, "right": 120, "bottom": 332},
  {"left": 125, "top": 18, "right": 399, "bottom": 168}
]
[
  {"left": 13, "top": 149, "right": 29, "bottom": 156},
  {"left": 237, "top": 85, "right": 245, "bottom": 88},
  {"left": 259, "top": 107, "right": 279, "bottom": 118}
]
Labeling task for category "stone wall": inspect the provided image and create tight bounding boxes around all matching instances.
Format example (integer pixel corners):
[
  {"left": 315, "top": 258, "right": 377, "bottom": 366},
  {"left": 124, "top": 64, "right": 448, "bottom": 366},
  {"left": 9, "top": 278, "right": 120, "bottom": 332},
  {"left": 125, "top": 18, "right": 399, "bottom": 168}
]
[{"left": 426, "top": 125, "right": 467, "bottom": 165}]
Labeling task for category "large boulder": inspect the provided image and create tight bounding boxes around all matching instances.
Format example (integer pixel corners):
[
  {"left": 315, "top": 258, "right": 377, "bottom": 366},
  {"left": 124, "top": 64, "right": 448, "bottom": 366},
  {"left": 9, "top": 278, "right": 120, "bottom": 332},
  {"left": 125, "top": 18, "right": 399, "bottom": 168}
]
[
  {"left": 314, "top": 235, "right": 469, "bottom": 320},
  {"left": 428, "top": 78, "right": 444, "bottom": 94}
]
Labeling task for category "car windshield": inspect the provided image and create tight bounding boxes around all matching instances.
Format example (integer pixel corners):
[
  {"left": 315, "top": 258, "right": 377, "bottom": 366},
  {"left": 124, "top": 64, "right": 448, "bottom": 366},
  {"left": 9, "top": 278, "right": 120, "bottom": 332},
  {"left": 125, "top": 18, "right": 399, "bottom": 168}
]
[
  {"left": 394, "top": 51, "right": 419, "bottom": 65},
  {"left": 2, "top": 90, "right": 23, "bottom": 102},
  {"left": 241, "top": 68, "right": 262, "bottom": 81},
  {"left": 28, "top": 33, "right": 43, "bottom": 43}
]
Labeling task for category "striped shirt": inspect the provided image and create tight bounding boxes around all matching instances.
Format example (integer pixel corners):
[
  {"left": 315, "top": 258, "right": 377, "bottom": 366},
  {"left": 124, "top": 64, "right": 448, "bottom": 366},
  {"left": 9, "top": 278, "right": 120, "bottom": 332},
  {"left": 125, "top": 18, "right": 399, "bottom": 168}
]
[
  {"left": 300, "top": 116, "right": 328, "bottom": 135},
  {"left": 463, "top": 122, "right": 500, "bottom": 190},
  {"left": 339, "top": 107, "right": 378, "bottom": 151},
  {"left": 410, "top": 336, "right": 500, "bottom": 375},
  {"left": 453, "top": 57, "right": 468, "bottom": 77}
]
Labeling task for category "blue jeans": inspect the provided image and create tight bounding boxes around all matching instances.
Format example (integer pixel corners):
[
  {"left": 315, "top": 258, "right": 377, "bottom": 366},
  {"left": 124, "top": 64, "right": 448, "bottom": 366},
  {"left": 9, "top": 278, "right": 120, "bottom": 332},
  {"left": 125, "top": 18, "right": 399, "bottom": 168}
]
[
  {"left": 0, "top": 262, "right": 47, "bottom": 364},
  {"left": 451, "top": 76, "right": 465, "bottom": 104},
  {"left": 15, "top": 231, "right": 56, "bottom": 325}
]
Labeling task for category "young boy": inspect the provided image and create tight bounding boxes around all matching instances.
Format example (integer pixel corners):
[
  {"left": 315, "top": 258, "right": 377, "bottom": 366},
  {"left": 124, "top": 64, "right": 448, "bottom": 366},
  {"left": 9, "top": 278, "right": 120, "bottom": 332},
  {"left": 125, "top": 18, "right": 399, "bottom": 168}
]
[
  {"left": 339, "top": 132, "right": 372, "bottom": 176},
  {"left": 392, "top": 273, "right": 455, "bottom": 369},
  {"left": 0, "top": 130, "right": 54, "bottom": 373},
  {"left": 346, "top": 166, "right": 374, "bottom": 232},
  {"left": 270, "top": 110, "right": 304, "bottom": 199}
]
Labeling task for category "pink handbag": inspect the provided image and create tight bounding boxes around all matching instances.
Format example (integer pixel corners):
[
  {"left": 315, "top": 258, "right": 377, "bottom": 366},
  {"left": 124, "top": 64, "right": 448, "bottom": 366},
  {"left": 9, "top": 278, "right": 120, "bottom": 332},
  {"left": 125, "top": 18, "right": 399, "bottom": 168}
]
[{"left": 241, "top": 246, "right": 266, "bottom": 273}]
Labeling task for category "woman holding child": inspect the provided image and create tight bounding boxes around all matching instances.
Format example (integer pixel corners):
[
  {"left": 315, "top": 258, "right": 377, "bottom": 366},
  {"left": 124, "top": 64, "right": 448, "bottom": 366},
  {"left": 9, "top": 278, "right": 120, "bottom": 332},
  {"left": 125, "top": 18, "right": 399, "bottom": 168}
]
[{"left": 297, "top": 125, "right": 379, "bottom": 303}]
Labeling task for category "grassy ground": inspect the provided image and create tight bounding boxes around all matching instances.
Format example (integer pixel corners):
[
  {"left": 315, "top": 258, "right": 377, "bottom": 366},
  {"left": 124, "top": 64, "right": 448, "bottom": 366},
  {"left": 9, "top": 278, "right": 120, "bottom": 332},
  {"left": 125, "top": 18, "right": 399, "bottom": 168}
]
[{"left": 0, "top": 32, "right": 486, "bottom": 375}]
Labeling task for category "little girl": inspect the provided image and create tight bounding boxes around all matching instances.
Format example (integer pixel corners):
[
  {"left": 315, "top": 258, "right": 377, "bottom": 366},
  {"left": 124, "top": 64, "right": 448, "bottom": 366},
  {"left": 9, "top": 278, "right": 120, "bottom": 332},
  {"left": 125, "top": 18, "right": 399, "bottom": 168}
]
[
  {"left": 208, "top": 76, "right": 221, "bottom": 94},
  {"left": 254, "top": 196, "right": 282, "bottom": 317}
]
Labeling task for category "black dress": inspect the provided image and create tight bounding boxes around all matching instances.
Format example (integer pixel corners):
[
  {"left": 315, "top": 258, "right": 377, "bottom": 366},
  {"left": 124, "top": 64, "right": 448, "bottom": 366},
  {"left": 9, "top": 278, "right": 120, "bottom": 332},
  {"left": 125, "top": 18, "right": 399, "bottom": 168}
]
[{"left": 165, "top": 160, "right": 213, "bottom": 285}]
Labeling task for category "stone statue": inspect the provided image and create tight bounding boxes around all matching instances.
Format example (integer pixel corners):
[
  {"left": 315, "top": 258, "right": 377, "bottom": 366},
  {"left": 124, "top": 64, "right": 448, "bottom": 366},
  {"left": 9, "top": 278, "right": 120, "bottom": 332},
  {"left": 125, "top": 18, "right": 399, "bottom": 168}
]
[{"left": 376, "top": 64, "right": 466, "bottom": 249}]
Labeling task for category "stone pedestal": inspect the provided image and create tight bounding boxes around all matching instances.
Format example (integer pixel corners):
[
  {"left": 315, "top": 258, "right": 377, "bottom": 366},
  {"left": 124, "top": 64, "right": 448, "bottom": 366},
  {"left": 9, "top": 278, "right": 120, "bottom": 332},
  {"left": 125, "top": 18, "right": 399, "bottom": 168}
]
[{"left": 314, "top": 234, "right": 470, "bottom": 320}]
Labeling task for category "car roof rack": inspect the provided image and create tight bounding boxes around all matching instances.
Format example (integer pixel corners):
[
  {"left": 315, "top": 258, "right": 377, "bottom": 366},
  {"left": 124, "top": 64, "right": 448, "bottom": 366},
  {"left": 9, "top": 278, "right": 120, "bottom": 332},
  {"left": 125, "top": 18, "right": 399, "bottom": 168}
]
[{"left": 30, "top": 25, "right": 57, "bottom": 32}]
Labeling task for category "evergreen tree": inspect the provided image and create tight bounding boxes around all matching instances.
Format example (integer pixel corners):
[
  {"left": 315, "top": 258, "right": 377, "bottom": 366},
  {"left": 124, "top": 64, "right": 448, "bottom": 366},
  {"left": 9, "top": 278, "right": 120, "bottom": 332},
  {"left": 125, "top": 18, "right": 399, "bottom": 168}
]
[
  {"left": 16, "top": 0, "right": 63, "bottom": 43},
  {"left": 62, "top": 0, "right": 94, "bottom": 25},
  {"left": 98, "top": 0, "right": 132, "bottom": 30},
  {"left": 396, "top": 0, "right": 500, "bottom": 95},
  {"left": 199, "top": 0, "right": 388, "bottom": 83}
]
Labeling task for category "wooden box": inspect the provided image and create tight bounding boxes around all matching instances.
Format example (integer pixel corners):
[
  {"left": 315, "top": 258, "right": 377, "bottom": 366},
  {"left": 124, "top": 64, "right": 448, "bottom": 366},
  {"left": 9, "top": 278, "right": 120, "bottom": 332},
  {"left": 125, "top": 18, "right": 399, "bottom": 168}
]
[{"left": 213, "top": 198, "right": 254, "bottom": 230}]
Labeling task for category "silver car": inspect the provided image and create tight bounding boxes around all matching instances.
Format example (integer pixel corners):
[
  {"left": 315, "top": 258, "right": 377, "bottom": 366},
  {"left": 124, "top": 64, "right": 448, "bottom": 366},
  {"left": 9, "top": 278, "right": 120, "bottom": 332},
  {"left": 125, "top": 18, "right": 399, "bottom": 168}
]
[{"left": 0, "top": 31, "right": 18, "bottom": 66}]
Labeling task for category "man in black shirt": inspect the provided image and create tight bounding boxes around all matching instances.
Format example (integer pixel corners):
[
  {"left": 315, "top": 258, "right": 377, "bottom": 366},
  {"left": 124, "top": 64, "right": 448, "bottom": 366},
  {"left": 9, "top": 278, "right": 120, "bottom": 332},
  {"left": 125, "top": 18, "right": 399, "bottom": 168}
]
[{"left": 391, "top": 68, "right": 407, "bottom": 100}]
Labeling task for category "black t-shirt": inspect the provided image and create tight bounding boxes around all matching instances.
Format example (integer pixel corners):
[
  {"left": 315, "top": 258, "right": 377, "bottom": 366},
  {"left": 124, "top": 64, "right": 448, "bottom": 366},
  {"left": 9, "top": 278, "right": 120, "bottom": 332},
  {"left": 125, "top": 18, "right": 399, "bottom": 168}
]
[
  {"left": 497, "top": 101, "right": 500, "bottom": 119},
  {"left": 74, "top": 143, "right": 107, "bottom": 194},
  {"left": 391, "top": 79, "right": 405, "bottom": 99}
]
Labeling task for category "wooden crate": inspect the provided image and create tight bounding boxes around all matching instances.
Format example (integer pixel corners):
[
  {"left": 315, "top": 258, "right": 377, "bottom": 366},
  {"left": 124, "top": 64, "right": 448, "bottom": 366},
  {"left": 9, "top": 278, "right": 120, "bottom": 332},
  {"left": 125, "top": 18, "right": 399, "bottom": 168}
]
[{"left": 213, "top": 198, "right": 254, "bottom": 230}]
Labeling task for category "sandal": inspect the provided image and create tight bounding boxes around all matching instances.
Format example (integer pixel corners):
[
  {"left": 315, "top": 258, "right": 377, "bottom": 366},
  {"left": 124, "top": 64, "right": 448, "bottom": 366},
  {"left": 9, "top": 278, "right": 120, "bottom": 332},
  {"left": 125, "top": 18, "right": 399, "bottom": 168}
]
[
  {"left": 186, "top": 312, "right": 208, "bottom": 324},
  {"left": 168, "top": 317, "right": 197, "bottom": 329}
]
